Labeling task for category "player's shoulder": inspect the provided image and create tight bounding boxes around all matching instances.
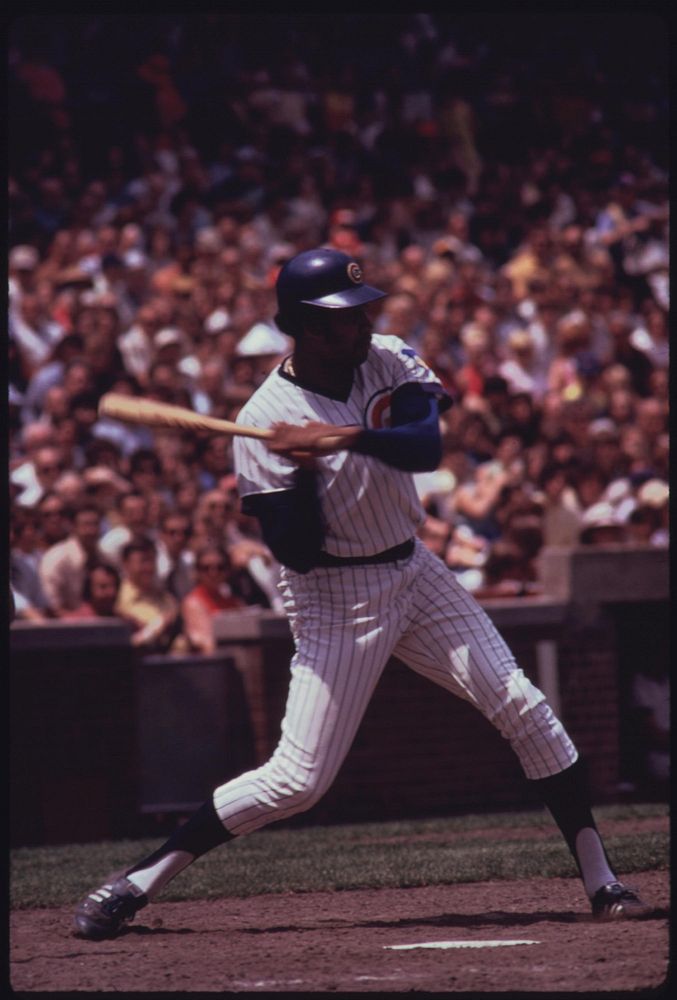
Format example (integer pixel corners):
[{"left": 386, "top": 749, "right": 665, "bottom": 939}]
[
  {"left": 368, "top": 333, "right": 429, "bottom": 370},
  {"left": 370, "top": 332, "right": 410, "bottom": 356}
]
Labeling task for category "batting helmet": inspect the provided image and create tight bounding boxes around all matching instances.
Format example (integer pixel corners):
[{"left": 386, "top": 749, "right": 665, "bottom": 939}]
[{"left": 275, "top": 249, "right": 387, "bottom": 323}]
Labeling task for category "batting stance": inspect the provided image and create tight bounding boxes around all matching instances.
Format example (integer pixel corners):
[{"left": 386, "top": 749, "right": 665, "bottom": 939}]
[{"left": 74, "top": 248, "right": 652, "bottom": 938}]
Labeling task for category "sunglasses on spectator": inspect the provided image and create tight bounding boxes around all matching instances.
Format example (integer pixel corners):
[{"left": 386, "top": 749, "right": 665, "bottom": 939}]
[
  {"left": 37, "top": 463, "right": 62, "bottom": 473},
  {"left": 164, "top": 527, "right": 190, "bottom": 535},
  {"left": 198, "top": 561, "right": 227, "bottom": 571}
]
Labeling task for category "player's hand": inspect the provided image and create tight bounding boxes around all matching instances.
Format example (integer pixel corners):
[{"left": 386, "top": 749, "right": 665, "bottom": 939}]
[{"left": 266, "top": 421, "right": 361, "bottom": 461}]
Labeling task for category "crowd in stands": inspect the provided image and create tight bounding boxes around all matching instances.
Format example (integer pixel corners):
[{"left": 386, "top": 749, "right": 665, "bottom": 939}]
[{"left": 9, "top": 14, "right": 669, "bottom": 646}]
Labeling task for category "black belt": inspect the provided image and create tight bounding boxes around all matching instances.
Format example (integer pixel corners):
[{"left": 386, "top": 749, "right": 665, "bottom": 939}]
[{"left": 315, "top": 538, "right": 415, "bottom": 568}]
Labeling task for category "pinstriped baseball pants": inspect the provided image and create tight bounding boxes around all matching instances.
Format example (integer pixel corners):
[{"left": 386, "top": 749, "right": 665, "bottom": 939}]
[{"left": 213, "top": 539, "right": 578, "bottom": 836}]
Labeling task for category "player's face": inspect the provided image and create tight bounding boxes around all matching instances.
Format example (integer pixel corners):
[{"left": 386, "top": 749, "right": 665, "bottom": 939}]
[{"left": 317, "top": 305, "right": 375, "bottom": 368}]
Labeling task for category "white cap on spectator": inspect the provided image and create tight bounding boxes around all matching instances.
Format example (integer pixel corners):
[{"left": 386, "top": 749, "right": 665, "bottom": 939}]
[
  {"left": 589, "top": 417, "right": 619, "bottom": 438},
  {"left": 124, "top": 249, "right": 149, "bottom": 270},
  {"left": 10, "top": 245, "right": 39, "bottom": 270},
  {"left": 154, "top": 327, "right": 183, "bottom": 350},
  {"left": 637, "top": 479, "right": 669, "bottom": 508},
  {"left": 195, "top": 227, "right": 222, "bottom": 253},
  {"left": 581, "top": 502, "right": 622, "bottom": 529},
  {"left": 604, "top": 478, "right": 632, "bottom": 506},
  {"left": 205, "top": 308, "right": 232, "bottom": 334},
  {"left": 235, "top": 322, "right": 291, "bottom": 357},
  {"left": 83, "top": 466, "right": 131, "bottom": 493}
]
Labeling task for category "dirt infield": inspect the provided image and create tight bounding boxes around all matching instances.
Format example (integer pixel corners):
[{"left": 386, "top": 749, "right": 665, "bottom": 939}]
[{"left": 10, "top": 869, "right": 669, "bottom": 993}]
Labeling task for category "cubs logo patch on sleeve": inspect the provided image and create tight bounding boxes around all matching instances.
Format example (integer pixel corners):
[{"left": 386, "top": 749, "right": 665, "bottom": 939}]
[{"left": 364, "top": 388, "right": 393, "bottom": 429}]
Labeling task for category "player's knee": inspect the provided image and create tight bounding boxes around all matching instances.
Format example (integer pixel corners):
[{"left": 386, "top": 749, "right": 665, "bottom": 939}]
[{"left": 266, "top": 761, "right": 331, "bottom": 815}]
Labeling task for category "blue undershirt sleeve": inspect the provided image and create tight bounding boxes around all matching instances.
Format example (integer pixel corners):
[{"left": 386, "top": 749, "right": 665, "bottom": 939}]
[{"left": 352, "top": 382, "right": 445, "bottom": 471}]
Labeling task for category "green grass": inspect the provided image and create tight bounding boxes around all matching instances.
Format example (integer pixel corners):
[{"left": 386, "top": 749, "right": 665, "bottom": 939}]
[{"left": 10, "top": 803, "right": 669, "bottom": 910}]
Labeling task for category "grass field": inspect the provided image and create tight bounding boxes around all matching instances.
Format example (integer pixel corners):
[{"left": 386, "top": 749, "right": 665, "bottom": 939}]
[{"left": 10, "top": 802, "right": 668, "bottom": 911}]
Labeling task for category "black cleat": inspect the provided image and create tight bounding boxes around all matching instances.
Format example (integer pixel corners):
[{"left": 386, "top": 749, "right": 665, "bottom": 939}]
[
  {"left": 591, "top": 881, "right": 654, "bottom": 920},
  {"left": 73, "top": 876, "right": 148, "bottom": 940}
]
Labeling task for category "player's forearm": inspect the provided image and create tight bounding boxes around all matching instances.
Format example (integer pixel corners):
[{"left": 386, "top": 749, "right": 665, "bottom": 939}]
[{"left": 351, "top": 389, "right": 442, "bottom": 471}]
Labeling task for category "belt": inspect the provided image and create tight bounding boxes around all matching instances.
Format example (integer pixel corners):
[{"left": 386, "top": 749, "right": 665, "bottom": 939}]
[{"left": 315, "top": 538, "right": 415, "bottom": 568}]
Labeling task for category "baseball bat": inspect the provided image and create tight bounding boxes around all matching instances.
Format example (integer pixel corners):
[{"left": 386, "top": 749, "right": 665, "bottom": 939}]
[{"left": 98, "top": 393, "right": 345, "bottom": 448}]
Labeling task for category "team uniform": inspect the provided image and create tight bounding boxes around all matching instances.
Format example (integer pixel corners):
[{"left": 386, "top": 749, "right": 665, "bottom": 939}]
[
  {"left": 73, "top": 248, "right": 652, "bottom": 940},
  {"left": 211, "top": 334, "right": 577, "bottom": 836}
]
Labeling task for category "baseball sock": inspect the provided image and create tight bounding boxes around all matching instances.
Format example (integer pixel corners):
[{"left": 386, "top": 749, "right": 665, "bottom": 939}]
[
  {"left": 125, "top": 799, "right": 234, "bottom": 900},
  {"left": 532, "top": 758, "right": 616, "bottom": 898}
]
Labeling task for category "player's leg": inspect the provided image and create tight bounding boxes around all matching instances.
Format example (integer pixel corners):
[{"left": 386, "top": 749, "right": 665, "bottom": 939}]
[
  {"left": 212, "top": 561, "right": 409, "bottom": 835},
  {"left": 74, "top": 562, "right": 404, "bottom": 938},
  {"left": 392, "top": 542, "right": 653, "bottom": 919}
]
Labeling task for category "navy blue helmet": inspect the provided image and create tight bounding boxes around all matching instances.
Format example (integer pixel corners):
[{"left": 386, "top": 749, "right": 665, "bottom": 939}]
[{"left": 275, "top": 248, "right": 387, "bottom": 323}]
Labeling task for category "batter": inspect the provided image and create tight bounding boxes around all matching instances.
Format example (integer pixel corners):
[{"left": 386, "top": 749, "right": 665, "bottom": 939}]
[{"left": 73, "top": 249, "right": 653, "bottom": 939}]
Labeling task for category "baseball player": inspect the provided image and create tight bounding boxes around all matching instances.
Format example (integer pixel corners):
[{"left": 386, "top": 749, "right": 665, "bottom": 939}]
[{"left": 74, "top": 248, "right": 652, "bottom": 939}]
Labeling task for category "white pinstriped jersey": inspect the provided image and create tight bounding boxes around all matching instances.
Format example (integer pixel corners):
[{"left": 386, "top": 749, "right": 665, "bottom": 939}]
[{"left": 233, "top": 334, "right": 450, "bottom": 558}]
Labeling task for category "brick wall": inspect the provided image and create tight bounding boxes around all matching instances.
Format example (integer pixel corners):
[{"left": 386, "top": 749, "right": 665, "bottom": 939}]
[{"left": 10, "top": 546, "right": 668, "bottom": 845}]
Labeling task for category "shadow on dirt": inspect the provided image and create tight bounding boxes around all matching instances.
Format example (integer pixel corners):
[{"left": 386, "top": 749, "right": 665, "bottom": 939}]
[{"left": 236, "top": 906, "right": 669, "bottom": 935}]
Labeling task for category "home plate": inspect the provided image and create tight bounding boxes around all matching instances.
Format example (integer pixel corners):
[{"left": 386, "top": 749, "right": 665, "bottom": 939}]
[{"left": 385, "top": 939, "right": 540, "bottom": 951}]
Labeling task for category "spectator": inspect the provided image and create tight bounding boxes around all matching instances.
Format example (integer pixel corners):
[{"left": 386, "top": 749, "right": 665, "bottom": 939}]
[
  {"left": 9, "top": 290, "right": 65, "bottom": 378},
  {"left": 635, "top": 479, "right": 669, "bottom": 547},
  {"left": 227, "top": 538, "right": 282, "bottom": 610},
  {"left": 90, "top": 376, "right": 155, "bottom": 456},
  {"left": 156, "top": 511, "right": 195, "bottom": 601},
  {"left": 19, "top": 332, "right": 85, "bottom": 425},
  {"left": 6, "top": 14, "right": 669, "bottom": 631},
  {"left": 11, "top": 584, "right": 48, "bottom": 622},
  {"left": 498, "top": 328, "right": 548, "bottom": 401},
  {"left": 605, "top": 311, "right": 654, "bottom": 398},
  {"left": 444, "top": 523, "right": 488, "bottom": 592},
  {"left": 539, "top": 464, "right": 582, "bottom": 547},
  {"left": 10, "top": 422, "right": 57, "bottom": 499},
  {"left": 82, "top": 465, "right": 131, "bottom": 532},
  {"left": 579, "top": 502, "right": 627, "bottom": 546},
  {"left": 630, "top": 305, "right": 669, "bottom": 371},
  {"left": 472, "top": 539, "right": 536, "bottom": 598},
  {"left": 117, "top": 302, "right": 161, "bottom": 387},
  {"left": 181, "top": 545, "right": 245, "bottom": 654},
  {"left": 418, "top": 514, "right": 452, "bottom": 559},
  {"left": 127, "top": 448, "right": 166, "bottom": 500},
  {"left": 572, "top": 465, "right": 608, "bottom": 514},
  {"left": 587, "top": 419, "right": 627, "bottom": 481},
  {"left": 453, "top": 456, "right": 509, "bottom": 542},
  {"left": 456, "top": 323, "right": 496, "bottom": 401},
  {"left": 36, "top": 490, "right": 70, "bottom": 548},
  {"left": 9, "top": 244, "right": 40, "bottom": 313},
  {"left": 53, "top": 469, "right": 87, "bottom": 508},
  {"left": 38, "top": 502, "right": 103, "bottom": 615},
  {"left": 10, "top": 507, "right": 50, "bottom": 615},
  {"left": 14, "top": 444, "right": 65, "bottom": 508},
  {"left": 99, "top": 490, "right": 151, "bottom": 566},
  {"left": 62, "top": 561, "right": 123, "bottom": 620},
  {"left": 116, "top": 538, "right": 183, "bottom": 652}
]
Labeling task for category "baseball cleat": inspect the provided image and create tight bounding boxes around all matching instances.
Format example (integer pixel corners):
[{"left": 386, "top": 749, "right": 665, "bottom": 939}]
[
  {"left": 73, "top": 876, "right": 148, "bottom": 940},
  {"left": 590, "top": 881, "right": 654, "bottom": 920}
]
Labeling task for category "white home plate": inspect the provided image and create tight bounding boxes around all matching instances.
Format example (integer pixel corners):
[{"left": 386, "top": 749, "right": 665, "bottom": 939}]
[{"left": 385, "top": 939, "right": 540, "bottom": 951}]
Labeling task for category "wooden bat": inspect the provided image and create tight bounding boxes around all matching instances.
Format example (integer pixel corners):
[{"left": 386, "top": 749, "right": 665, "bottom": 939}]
[
  {"left": 99, "top": 392, "right": 272, "bottom": 440},
  {"left": 98, "top": 393, "right": 345, "bottom": 448}
]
